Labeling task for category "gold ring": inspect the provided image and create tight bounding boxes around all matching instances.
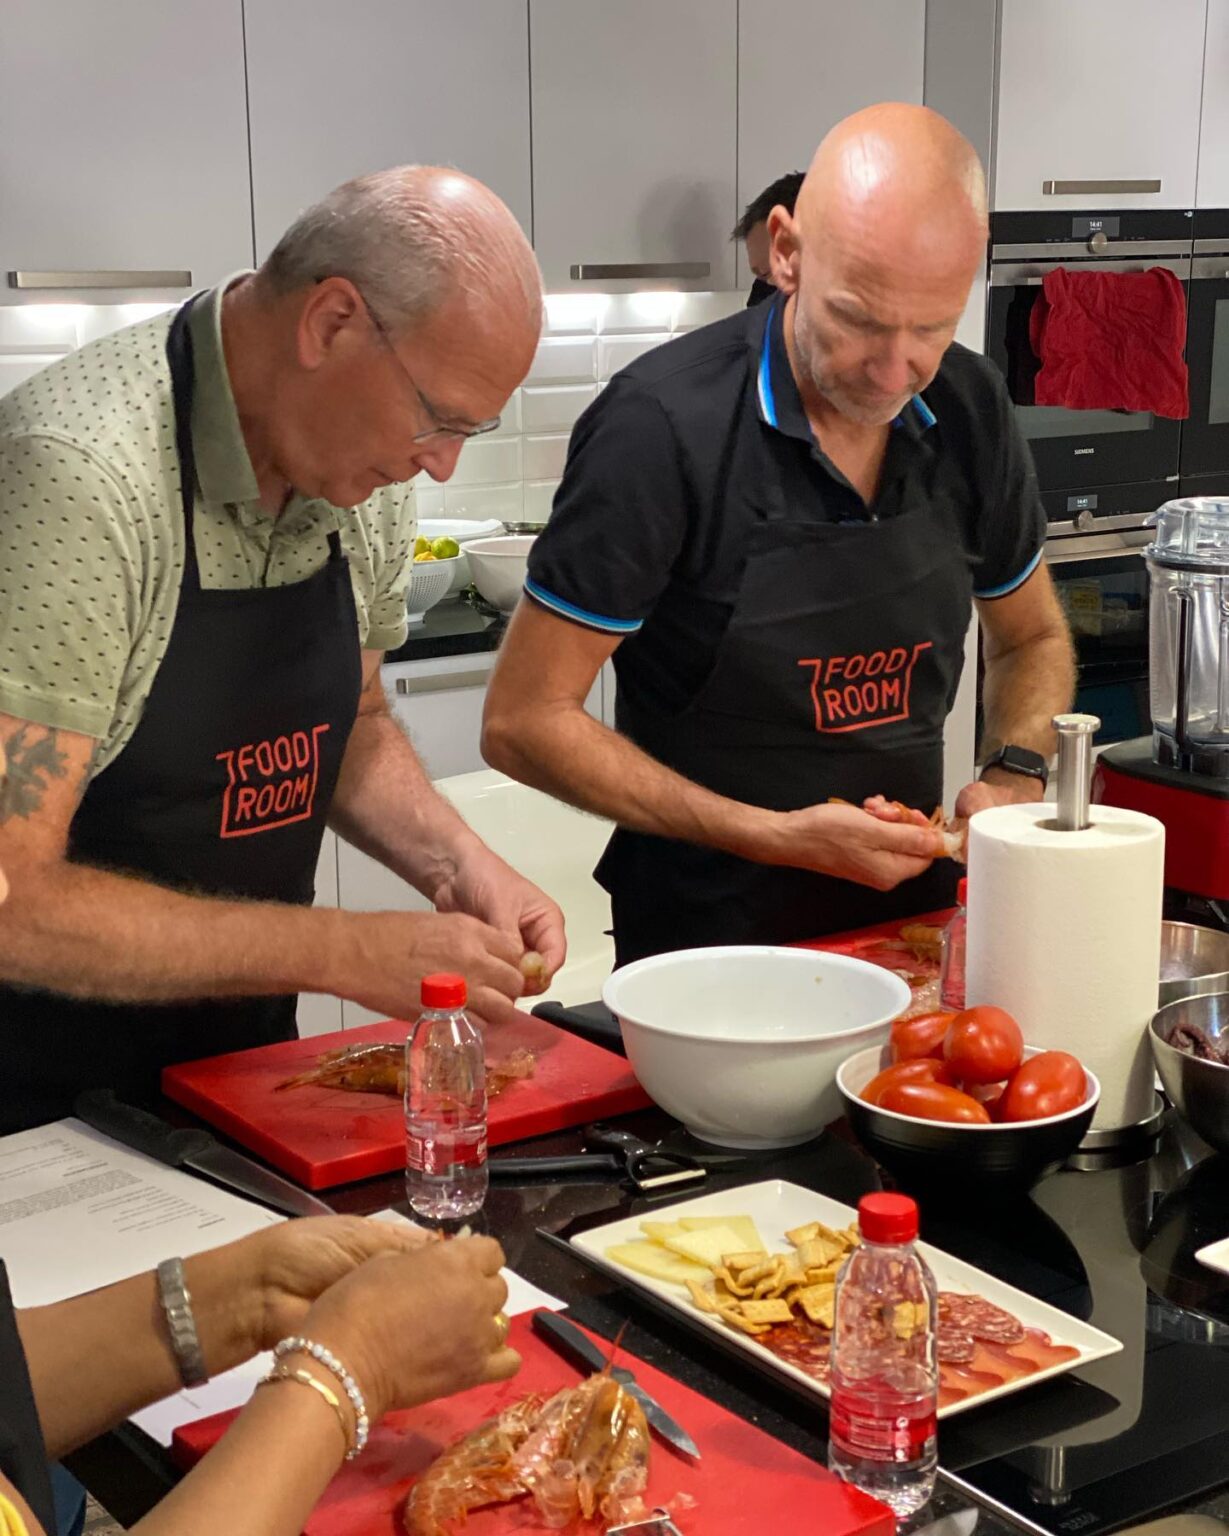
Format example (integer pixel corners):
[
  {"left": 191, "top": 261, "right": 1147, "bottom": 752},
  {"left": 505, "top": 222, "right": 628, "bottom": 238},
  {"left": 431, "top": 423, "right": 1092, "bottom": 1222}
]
[{"left": 493, "top": 1310, "right": 511, "bottom": 1347}]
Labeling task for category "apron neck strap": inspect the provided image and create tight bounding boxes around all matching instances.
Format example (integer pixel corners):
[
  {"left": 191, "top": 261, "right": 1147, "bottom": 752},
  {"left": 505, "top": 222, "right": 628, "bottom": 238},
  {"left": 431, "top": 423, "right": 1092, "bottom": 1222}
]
[{"left": 166, "top": 296, "right": 203, "bottom": 592}]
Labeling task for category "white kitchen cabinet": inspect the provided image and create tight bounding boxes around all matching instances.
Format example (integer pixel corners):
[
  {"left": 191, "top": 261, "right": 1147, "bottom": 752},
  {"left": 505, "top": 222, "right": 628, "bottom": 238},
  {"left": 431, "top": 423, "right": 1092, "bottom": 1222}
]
[
  {"left": 530, "top": 0, "right": 738, "bottom": 291},
  {"left": 993, "top": 0, "right": 1207, "bottom": 211},
  {"left": 737, "top": 1, "right": 924, "bottom": 282},
  {"left": 1198, "top": 1, "right": 1229, "bottom": 206},
  {"left": 244, "top": 0, "right": 532, "bottom": 260},
  {"left": 0, "top": 0, "right": 252, "bottom": 302}
]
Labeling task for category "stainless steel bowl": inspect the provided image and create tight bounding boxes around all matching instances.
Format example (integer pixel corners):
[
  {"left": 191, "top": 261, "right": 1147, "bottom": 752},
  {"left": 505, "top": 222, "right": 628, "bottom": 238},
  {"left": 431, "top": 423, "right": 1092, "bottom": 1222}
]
[
  {"left": 1159, "top": 921, "right": 1229, "bottom": 1006},
  {"left": 1151, "top": 992, "right": 1229, "bottom": 1154}
]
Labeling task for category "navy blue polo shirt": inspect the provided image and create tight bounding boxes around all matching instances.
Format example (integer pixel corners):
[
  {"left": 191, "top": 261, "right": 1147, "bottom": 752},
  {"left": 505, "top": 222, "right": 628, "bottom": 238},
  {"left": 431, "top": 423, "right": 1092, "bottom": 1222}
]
[{"left": 526, "top": 297, "right": 1045, "bottom": 718}]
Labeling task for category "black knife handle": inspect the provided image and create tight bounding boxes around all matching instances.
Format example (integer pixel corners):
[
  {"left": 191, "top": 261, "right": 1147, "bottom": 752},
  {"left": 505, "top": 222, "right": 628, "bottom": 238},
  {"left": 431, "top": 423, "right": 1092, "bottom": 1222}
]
[
  {"left": 488, "top": 1153, "right": 623, "bottom": 1181},
  {"left": 532, "top": 1309, "right": 610, "bottom": 1376},
  {"left": 530, "top": 1001, "right": 625, "bottom": 1056},
  {"left": 74, "top": 1090, "right": 216, "bottom": 1167}
]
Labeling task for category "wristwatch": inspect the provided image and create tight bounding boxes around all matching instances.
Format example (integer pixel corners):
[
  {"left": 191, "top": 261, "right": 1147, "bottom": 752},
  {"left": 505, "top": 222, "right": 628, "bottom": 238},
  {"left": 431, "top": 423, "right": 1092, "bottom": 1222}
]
[
  {"left": 157, "top": 1256, "right": 209, "bottom": 1388},
  {"left": 980, "top": 744, "right": 1050, "bottom": 791}
]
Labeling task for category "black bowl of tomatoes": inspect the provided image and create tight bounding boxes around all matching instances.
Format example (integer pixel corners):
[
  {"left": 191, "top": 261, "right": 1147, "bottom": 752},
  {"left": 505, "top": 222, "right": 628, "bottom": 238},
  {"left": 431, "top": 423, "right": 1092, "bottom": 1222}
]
[{"left": 836, "top": 1005, "right": 1100, "bottom": 1194}]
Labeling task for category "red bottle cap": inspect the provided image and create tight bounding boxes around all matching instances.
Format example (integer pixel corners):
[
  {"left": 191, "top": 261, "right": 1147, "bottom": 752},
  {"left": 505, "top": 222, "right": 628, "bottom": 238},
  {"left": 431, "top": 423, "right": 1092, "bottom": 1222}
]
[
  {"left": 421, "top": 973, "right": 467, "bottom": 1009},
  {"left": 957, "top": 877, "right": 968, "bottom": 906},
  {"left": 858, "top": 1192, "right": 919, "bottom": 1244}
]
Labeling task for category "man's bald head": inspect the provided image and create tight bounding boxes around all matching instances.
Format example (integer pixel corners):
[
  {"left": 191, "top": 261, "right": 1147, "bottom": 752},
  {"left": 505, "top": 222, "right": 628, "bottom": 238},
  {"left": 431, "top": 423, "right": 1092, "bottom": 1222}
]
[
  {"left": 260, "top": 165, "right": 542, "bottom": 342},
  {"left": 769, "top": 104, "right": 986, "bottom": 426}
]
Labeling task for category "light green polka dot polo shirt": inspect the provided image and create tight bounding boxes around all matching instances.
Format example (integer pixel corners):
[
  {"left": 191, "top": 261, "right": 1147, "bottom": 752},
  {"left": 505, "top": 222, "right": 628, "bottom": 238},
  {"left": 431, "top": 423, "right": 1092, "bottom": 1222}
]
[{"left": 0, "top": 277, "right": 415, "bottom": 775}]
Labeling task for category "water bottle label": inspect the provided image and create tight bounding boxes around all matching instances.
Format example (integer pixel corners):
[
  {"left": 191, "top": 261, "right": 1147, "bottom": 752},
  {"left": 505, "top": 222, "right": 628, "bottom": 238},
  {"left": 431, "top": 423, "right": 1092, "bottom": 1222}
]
[{"left": 830, "top": 1398, "right": 936, "bottom": 1463}]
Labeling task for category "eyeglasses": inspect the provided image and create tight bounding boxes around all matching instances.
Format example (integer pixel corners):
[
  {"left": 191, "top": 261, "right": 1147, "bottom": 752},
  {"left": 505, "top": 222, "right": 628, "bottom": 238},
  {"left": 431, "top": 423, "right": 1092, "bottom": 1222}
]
[{"left": 358, "top": 288, "right": 501, "bottom": 444}]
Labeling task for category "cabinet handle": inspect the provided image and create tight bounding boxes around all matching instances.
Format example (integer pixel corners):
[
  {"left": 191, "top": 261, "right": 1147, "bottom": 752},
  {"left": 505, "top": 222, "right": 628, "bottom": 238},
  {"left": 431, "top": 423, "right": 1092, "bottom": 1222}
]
[
  {"left": 1041, "top": 179, "right": 1161, "bottom": 196},
  {"left": 8, "top": 269, "right": 193, "bottom": 290},
  {"left": 568, "top": 262, "right": 710, "bottom": 281},
  {"left": 393, "top": 668, "right": 492, "bottom": 697}
]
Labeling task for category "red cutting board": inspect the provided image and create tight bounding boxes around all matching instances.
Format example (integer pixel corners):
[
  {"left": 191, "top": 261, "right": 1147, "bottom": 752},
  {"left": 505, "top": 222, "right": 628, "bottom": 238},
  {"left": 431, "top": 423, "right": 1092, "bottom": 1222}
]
[
  {"left": 172, "top": 1313, "right": 894, "bottom": 1536},
  {"left": 162, "top": 1014, "right": 650, "bottom": 1190}
]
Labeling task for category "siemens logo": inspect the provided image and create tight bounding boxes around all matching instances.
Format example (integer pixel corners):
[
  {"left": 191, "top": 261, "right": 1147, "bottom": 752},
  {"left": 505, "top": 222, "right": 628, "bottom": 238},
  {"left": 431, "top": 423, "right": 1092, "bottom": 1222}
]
[{"left": 1073, "top": 447, "right": 1096, "bottom": 456}]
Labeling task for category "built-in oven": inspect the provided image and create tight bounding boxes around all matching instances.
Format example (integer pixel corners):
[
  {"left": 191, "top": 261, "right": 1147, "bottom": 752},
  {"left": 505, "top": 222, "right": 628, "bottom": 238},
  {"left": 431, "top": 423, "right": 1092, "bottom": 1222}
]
[
  {"left": 986, "top": 210, "right": 1193, "bottom": 535},
  {"left": 1044, "top": 530, "right": 1152, "bottom": 747},
  {"left": 1180, "top": 209, "right": 1229, "bottom": 497}
]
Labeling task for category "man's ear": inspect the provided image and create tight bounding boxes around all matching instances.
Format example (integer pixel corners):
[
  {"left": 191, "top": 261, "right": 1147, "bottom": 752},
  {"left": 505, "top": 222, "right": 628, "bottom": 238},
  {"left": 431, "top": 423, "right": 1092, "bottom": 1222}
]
[{"left": 767, "top": 206, "right": 801, "bottom": 295}]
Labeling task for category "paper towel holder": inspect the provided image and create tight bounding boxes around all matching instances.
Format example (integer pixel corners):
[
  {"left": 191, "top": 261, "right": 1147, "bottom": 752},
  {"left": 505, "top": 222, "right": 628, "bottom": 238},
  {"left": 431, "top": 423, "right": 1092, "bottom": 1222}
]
[{"left": 1053, "top": 712, "right": 1100, "bottom": 831}]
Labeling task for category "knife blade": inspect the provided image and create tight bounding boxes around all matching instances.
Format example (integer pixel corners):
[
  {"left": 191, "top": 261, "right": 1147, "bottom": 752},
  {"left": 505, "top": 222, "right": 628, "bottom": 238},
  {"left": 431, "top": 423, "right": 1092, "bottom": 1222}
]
[
  {"left": 532, "top": 1309, "right": 701, "bottom": 1461},
  {"left": 74, "top": 1090, "right": 333, "bottom": 1219},
  {"left": 907, "top": 1509, "right": 980, "bottom": 1536}
]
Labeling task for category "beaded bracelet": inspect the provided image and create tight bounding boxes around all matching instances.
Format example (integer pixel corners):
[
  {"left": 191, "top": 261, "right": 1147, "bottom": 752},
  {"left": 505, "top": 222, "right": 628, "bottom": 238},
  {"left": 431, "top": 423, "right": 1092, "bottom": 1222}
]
[
  {"left": 272, "top": 1336, "right": 370, "bottom": 1458},
  {"left": 258, "top": 1366, "right": 352, "bottom": 1456}
]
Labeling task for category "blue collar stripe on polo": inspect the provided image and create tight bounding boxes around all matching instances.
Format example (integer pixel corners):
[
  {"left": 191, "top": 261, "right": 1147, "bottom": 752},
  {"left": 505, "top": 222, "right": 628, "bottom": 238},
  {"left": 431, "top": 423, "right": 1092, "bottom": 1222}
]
[{"left": 757, "top": 310, "right": 779, "bottom": 428}]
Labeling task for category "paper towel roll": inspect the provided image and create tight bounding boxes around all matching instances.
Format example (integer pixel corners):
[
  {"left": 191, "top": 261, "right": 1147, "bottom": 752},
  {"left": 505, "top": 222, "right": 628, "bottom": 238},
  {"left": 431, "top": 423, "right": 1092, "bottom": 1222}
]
[{"left": 966, "top": 802, "right": 1164, "bottom": 1132}]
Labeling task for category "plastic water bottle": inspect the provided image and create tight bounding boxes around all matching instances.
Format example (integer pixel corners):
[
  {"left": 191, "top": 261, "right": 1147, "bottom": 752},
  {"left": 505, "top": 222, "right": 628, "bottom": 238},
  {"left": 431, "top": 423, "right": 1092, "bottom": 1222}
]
[
  {"left": 828, "top": 1192, "right": 938, "bottom": 1516},
  {"left": 940, "top": 876, "right": 968, "bottom": 1011},
  {"left": 404, "top": 973, "right": 488, "bottom": 1221}
]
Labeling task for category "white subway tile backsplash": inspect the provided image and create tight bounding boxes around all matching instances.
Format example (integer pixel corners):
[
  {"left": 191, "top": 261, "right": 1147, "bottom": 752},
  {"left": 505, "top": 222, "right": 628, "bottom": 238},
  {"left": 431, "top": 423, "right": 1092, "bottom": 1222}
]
[
  {"left": 543, "top": 294, "right": 606, "bottom": 336},
  {"left": 523, "top": 433, "right": 570, "bottom": 481},
  {"left": 442, "top": 482, "right": 524, "bottom": 520},
  {"left": 600, "top": 292, "right": 680, "bottom": 335},
  {"left": 413, "top": 485, "right": 446, "bottom": 517},
  {"left": 598, "top": 333, "right": 670, "bottom": 379},
  {"left": 489, "top": 390, "right": 522, "bottom": 436},
  {"left": 523, "top": 480, "right": 562, "bottom": 522},
  {"left": 521, "top": 383, "right": 597, "bottom": 432},
  {"left": 674, "top": 292, "right": 746, "bottom": 331},
  {"left": 527, "top": 337, "right": 598, "bottom": 385},
  {"left": 0, "top": 293, "right": 749, "bottom": 540},
  {"left": 0, "top": 354, "right": 67, "bottom": 395},
  {"left": 445, "top": 436, "right": 522, "bottom": 487}
]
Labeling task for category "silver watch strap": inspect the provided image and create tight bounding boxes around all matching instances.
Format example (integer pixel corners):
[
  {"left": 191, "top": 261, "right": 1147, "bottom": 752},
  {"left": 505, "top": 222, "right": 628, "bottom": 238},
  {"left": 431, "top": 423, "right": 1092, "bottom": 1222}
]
[{"left": 156, "top": 1256, "right": 208, "bottom": 1388}]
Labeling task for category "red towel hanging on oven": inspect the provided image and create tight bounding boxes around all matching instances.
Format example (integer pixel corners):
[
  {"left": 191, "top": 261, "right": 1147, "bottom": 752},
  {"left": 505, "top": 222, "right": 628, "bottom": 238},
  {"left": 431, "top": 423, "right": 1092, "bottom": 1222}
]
[{"left": 1028, "top": 265, "right": 1190, "bottom": 419}]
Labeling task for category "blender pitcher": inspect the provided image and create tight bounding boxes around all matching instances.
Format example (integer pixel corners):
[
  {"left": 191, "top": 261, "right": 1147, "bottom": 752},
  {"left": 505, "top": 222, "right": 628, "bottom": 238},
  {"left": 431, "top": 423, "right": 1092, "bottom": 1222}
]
[{"left": 1146, "top": 498, "right": 1229, "bottom": 777}]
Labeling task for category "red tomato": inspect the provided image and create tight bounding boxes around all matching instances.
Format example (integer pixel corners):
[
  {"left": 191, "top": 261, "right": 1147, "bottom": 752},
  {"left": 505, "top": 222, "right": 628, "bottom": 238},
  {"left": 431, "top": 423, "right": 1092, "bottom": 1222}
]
[
  {"left": 861, "top": 1058, "right": 956, "bottom": 1106},
  {"left": 998, "top": 1052, "right": 1088, "bottom": 1122},
  {"left": 879, "top": 1080, "right": 992, "bottom": 1124},
  {"left": 967, "top": 1081, "right": 1008, "bottom": 1116},
  {"left": 943, "top": 1006, "right": 1024, "bottom": 1085},
  {"left": 890, "top": 1011, "right": 957, "bottom": 1063}
]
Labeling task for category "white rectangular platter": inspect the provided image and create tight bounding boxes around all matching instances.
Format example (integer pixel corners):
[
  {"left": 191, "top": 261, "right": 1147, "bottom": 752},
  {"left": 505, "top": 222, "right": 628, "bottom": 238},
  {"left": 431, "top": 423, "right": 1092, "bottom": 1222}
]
[{"left": 570, "top": 1179, "right": 1121, "bottom": 1421}]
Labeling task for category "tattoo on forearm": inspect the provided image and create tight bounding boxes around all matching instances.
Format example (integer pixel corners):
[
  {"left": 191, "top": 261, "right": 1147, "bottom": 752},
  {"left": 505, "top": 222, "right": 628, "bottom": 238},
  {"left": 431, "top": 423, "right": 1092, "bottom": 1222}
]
[{"left": 0, "top": 725, "right": 69, "bottom": 821}]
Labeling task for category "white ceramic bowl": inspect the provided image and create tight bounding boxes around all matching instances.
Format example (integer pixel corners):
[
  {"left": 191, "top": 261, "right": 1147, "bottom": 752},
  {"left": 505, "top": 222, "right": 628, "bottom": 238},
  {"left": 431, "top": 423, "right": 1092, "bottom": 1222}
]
[
  {"left": 406, "top": 555, "right": 461, "bottom": 623},
  {"left": 418, "top": 518, "right": 505, "bottom": 594},
  {"left": 602, "top": 946, "right": 911, "bottom": 1149},
  {"left": 464, "top": 535, "right": 536, "bottom": 613}
]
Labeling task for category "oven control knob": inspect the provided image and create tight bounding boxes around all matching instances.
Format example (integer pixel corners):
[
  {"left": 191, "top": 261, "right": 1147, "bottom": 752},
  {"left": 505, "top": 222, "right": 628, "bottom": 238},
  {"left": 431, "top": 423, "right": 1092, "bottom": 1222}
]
[
  {"left": 1088, "top": 231, "right": 1109, "bottom": 254},
  {"left": 1076, "top": 509, "right": 1097, "bottom": 531}
]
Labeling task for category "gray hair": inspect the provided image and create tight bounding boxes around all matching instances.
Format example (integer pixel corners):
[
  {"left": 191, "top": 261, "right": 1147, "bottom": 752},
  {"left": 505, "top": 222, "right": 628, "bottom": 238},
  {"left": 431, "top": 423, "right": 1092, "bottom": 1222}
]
[{"left": 259, "top": 165, "right": 542, "bottom": 334}]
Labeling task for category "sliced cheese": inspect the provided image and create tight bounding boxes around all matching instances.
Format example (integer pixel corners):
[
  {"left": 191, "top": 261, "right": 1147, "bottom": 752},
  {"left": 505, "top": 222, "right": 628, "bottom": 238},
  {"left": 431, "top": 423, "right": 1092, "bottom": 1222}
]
[
  {"left": 676, "top": 1215, "right": 765, "bottom": 1253},
  {"left": 605, "top": 1241, "right": 711, "bottom": 1286}
]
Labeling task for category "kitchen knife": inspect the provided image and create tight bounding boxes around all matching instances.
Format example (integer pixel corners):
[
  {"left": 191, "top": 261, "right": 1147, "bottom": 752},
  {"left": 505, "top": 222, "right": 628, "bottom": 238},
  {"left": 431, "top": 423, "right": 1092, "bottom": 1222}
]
[
  {"left": 532, "top": 1309, "right": 701, "bottom": 1462},
  {"left": 74, "top": 1090, "right": 333, "bottom": 1219}
]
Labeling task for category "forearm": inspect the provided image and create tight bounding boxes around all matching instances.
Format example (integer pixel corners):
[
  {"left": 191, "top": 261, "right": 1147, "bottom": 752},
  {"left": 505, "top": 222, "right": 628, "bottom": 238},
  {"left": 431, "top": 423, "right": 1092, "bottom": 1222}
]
[
  {"left": 0, "top": 859, "right": 349, "bottom": 1004},
  {"left": 133, "top": 1383, "right": 344, "bottom": 1536},
  {"left": 17, "top": 1245, "right": 262, "bottom": 1457},
  {"left": 483, "top": 700, "right": 779, "bottom": 862},
  {"left": 979, "top": 627, "right": 1075, "bottom": 761},
  {"left": 328, "top": 708, "right": 491, "bottom": 899}
]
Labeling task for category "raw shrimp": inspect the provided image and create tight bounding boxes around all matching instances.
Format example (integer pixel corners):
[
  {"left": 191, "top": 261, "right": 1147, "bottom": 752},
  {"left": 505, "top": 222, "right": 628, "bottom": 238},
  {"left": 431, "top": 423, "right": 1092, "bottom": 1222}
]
[
  {"left": 402, "top": 1365, "right": 650, "bottom": 1534},
  {"left": 278, "top": 1045, "right": 537, "bottom": 1099},
  {"left": 403, "top": 1395, "right": 544, "bottom": 1536}
]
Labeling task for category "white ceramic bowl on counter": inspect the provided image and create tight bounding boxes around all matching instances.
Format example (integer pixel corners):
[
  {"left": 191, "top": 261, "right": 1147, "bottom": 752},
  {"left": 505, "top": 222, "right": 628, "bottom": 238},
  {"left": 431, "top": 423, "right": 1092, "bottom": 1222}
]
[
  {"left": 417, "top": 518, "right": 505, "bottom": 595},
  {"left": 602, "top": 946, "right": 911, "bottom": 1149},
  {"left": 464, "top": 535, "right": 536, "bottom": 613}
]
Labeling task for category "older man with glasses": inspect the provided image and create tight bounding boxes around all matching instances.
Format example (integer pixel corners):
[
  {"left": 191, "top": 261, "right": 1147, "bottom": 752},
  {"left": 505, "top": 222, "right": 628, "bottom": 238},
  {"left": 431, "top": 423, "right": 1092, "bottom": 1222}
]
[{"left": 0, "top": 166, "right": 563, "bottom": 1132}]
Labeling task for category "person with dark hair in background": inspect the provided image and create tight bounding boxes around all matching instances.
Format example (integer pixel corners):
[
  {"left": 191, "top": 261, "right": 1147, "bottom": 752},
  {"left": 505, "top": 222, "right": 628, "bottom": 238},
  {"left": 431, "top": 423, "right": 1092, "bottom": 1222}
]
[{"left": 733, "top": 169, "right": 806, "bottom": 305}]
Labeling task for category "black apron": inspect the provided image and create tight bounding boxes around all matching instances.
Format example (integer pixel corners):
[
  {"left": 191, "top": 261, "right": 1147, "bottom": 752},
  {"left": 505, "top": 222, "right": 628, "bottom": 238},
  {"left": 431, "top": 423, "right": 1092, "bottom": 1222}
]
[
  {"left": 0, "top": 299, "right": 363, "bottom": 1133},
  {"left": 599, "top": 376, "right": 970, "bottom": 968},
  {"left": 0, "top": 1261, "right": 55, "bottom": 1534}
]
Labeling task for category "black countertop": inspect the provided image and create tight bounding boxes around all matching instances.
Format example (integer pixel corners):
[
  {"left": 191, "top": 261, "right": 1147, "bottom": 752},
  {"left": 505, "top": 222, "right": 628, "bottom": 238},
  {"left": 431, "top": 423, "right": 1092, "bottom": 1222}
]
[
  {"left": 383, "top": 595, "right": 505, "bottom": 664},
  {"left": 79, "top": 1088, "right": 1229, "bottom": 1536}
]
